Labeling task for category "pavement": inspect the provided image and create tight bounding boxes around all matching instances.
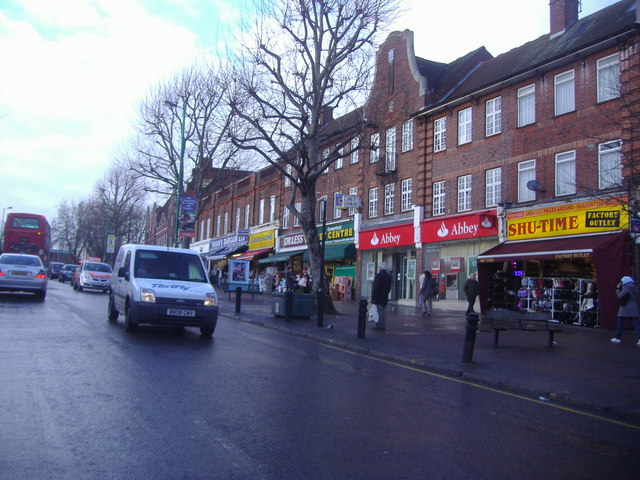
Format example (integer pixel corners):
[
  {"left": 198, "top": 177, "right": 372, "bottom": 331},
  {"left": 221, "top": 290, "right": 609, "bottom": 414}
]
[{"left": 216, "top": 289, "right": 640, "bottom": 425}]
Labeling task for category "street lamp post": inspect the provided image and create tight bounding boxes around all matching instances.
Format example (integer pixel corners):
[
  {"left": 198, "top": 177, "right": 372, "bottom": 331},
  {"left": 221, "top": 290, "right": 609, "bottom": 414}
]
[
  {"left": 164, "top": 100, "right": 187, "bottom": 248},
  {"left": 317, "top": 198, "right": 327, "bottom": 328},
  {"left": 1, "top": 206, "right": 13, "bottom": 249}
]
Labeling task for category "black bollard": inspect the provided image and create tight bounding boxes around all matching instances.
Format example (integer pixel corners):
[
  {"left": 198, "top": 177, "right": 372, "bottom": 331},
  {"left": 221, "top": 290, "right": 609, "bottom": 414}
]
[
  {"left": 285, "top": 289, "right": 293, "bottom": 323},
  {"left": 462, "top": 312, "right": 479, "bottom": 363},
  {"left": 357, "top": 297, "right": 367, "bottom": 339},
  {"left": 317, "top": 287, "right": 324, "bottom": 328},
  {"left": 235, "top": 287, "right": 242, "bottom": 314}
]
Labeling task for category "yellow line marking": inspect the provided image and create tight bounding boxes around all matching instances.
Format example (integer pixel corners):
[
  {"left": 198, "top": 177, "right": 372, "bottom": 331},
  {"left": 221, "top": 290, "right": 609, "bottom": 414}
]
[{"left": 310, "top": 338, "right": 640, "bottom": 431}]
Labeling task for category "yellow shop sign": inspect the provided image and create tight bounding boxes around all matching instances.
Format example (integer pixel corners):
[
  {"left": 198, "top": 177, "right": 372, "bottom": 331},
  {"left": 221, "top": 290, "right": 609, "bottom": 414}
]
[
  {"left": 248, "top": 230, "right": 275, "bottom": 249},
  {"left": 507, "top": 197, "right": 628, "bottom": 240}
]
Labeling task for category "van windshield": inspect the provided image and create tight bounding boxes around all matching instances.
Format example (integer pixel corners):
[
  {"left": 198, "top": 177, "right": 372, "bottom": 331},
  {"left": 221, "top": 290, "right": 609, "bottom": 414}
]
[{"left": 134, "top": 250, "right": 207, "bottom": 282}]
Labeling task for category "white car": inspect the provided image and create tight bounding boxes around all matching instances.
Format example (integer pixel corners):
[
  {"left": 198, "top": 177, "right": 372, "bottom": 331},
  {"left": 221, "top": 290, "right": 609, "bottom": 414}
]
[
  {"left": 0, "top": 253, "right": 48, "bottom": 300},
  {"left": 108, "top": 244, "right": 218, "bottom": 337}
]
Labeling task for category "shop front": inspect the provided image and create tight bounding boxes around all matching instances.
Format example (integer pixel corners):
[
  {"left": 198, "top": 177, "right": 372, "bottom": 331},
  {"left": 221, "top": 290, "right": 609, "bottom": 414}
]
[
  {"left": 421, "top": 211, "right": 498, "bottom": 300},
  {"left": 233, "top": 229, "right": 276, "bottom": 291},
  {"left": 205, "top": 230, "right": 249, "bottom": 283},
  {"left": 477, "top": 198, "right": 630, "bottom": 329},
  {"left": 359, "top": 222, "right": 416, "bottom": 304}
]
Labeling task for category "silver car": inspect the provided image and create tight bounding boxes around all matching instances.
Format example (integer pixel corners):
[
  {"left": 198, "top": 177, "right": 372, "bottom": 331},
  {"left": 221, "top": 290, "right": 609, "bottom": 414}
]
[{"left": 0, "top": 253, "right": 48, "bottom": 300}]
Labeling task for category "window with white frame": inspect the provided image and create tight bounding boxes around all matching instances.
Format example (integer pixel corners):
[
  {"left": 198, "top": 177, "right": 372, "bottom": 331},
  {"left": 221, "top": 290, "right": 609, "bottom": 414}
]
[
  {"left": 259, "top": 198, "right": 265, "bottom": 224},
  {"left": 555, "top": 151, "right": 576, "bottom": 196},
  {"left": 350, "top": 138, "right": 359, "bottom": 164},
  {"left": 518, "top": 160, "right": 536, "bottom": 202},
  {"left": 458, "top": 107, "right": 472, "bottom": 145},
  {"left": 384, "top": 183, "right": 395, "bottom": 215},
  {"left": 368, "top": 187, "right": 378, "bottom": 218},
  {"left": 401, "top": 178, "right": 412, "bottom": 211},
  {"left": 348, "top": 186, "right": 358, "bottom": 216},
  {"left": 245, "top": 204, "right": 250, "bottom": 228},
  {"left": 433, "top": 181, "right": 445, "bottom": 216},
  {"left": 322, "top": 148, "right": 330, "bottom": 174},
  {"left": 485, "top": 167, "right": 502, "bottom": 208},
  {"left": 597, "top": 53, "right": 620, "bottom": 103},
  {"left": 402, "top": 119, "right": 414, "bottom": 152},
  {"left": 385, "top": 127, "right": 396, "bottom": 171},
  {"left": 599, "top": 140, "right": 623, "bottom": 189},
  {"left": 216, "top": 215, "right": 221, "bottom": 236},
  {"left": 434, "top": 117, "right": 446, "bottom": 152},
  {"left": 517, "top": 84, "right": 536, "bottom": 127},
  {"left": 199, "top": 220, "right": 205, "bottom": 241},
  {"left": 370, "top": 133, "right": 380, "bottom": 163},
  {"left": 235, "top": 207, "right": 241, "bottom": 230},
  {"left": 457, "top": 175, "right": 472, "bottom": 212},
  {"left": 334, "top": 191, "right": 343, "bottom": 219},
  {"left": 282, "top": 206, "right": 289, "bottom": 229},
  {"left": 485, "top": 96, "right": 501, "bottom": 136},
  {"left": 224, "top": 212, "right": 229, "bottom": 234},
  {"left": 294, "top": 202, "right": 301, "bottom": 227},
  {"left": 269, "top": 195, "right": 276, "bottom": 222},
  {"left": 206, "top": 218, "right": 211, "bottom": 239},
  {"left": 317, "top": 196, "right": 327, "bottom": 220},
  {"left": 554, "top": 70, "right": 575, "bottom": 116},
  {"left": 335, "top": 147, "right": 344, "bottom": 170},
  {"left": 284, "top": 164, "right": 292, "bottom": 187}
]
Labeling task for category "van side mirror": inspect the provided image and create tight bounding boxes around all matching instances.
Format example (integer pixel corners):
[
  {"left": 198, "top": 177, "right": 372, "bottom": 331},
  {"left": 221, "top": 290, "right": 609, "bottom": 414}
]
[{"left": 118, "top": 267, "right": 129, "bottom": 280}]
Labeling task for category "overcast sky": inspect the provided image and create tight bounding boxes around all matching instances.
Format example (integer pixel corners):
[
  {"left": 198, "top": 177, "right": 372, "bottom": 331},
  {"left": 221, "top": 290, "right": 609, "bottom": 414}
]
[{"left": 0, "top": 0, "right": 617, "bottom": 226}]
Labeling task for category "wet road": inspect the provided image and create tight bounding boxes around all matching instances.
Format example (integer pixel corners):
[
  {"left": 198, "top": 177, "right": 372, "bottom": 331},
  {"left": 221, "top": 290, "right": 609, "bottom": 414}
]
[{"left": 1, "top": 282, "right": 639, "bottom": 479}]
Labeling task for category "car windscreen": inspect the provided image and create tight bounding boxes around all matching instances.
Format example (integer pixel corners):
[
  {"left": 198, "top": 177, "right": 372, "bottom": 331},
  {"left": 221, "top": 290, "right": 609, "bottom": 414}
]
[
  {"left": 134, "top": 250, "right": 207, "bottom": 282},
  {"left": 0, "top": 255, "right": 42, "bottom": 266},
  {"left": 85, "top": 262, "right": 112, "bottom": 273}
]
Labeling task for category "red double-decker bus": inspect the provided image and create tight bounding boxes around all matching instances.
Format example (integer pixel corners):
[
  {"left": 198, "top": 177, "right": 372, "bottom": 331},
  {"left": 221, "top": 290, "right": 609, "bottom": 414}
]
[{"left": 2, "top": 213, "right": 52, "bottom": 262}]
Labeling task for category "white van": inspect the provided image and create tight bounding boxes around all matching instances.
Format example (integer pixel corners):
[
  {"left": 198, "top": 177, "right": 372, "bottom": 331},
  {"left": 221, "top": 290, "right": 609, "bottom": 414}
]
[{"left": 109, "top": 244, "right": 218, "bottom": 337}]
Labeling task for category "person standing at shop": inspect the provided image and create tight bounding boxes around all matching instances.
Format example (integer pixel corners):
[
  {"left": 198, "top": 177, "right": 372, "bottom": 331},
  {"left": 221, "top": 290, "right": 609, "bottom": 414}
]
[
  {"left": 463, "top": 273, "right": 480, "bottom": 315},
  {"left": 419, "top": 271, "right": 438, "bottom": 317},
  {"left": 371, "top": 262, "right": 392, "bottom": 331},
  {"left": 611, "top": 276, "right": 640, "bottom": 346}
]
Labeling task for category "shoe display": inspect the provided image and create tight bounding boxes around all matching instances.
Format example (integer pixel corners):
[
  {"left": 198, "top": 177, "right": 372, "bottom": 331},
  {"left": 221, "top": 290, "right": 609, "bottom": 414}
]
[{"left": 610, "top": 338, "right": 621, "bottom": 344}]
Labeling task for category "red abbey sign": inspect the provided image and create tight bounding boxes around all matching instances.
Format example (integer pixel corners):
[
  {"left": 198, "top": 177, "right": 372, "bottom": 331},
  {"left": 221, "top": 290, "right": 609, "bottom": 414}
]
[
  {"left": 360, "top": 223, "right": 414, "bottom": 250},
  {"left": 421, "top": 212, "right": 497, "bottom": 243}
]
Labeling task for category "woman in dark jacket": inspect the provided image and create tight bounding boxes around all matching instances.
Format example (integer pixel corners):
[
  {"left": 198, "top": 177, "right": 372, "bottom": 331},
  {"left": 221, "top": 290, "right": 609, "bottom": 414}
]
[{"left": 611, "top": 276, "right": 640, "bottom": 346}]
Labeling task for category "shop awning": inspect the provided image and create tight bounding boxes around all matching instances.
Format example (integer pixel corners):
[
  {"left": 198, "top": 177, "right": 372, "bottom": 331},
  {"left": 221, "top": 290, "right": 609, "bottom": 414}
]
[
  {"left": 477, "top": 232, "right": 625, "bottom": 262},
  {"left": 233, "top": 247, "right": 273, "bottom": 261},
  {"left": 302, "top": 243, "right": 356, "bottom": 262},
  {"left": 258, "top": 249, "right": 307, "bottom": 264},
  {"left": 205, "top": 244, "right": 247, "bottom": 260}
]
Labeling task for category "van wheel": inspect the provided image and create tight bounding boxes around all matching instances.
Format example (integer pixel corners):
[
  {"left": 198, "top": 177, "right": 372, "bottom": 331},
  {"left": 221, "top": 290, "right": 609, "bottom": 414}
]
[
  {"left": 124, "top": 304, "right": 138, "bottom": 332},
  {"left": 108, "top": 295, "right": 119, "bottom": 322},
  {"left": 200, "top": 326, "right": 214, "bottom": 337}
]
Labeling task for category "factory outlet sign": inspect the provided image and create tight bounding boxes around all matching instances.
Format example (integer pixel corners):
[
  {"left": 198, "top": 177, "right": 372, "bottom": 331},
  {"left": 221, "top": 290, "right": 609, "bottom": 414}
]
[
  {"left": 359, "top": 223, "right": 414, "bottom": 250},
  {"left": 421, "top": 211, "right": 497, "bottom": 243},
  {"left": 506, "top": 197, "right": 628, "bottom": 241}
]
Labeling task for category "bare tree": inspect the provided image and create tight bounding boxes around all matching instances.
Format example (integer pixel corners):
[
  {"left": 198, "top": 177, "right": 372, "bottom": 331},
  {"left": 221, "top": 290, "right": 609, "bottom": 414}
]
[
  {"left": 129, "top": 61, "right": 249, "bottom": 241},
  {"left": 52, "top": 200, "right": 86, "bottom": 264},
  {"left": 229, "top": 0, "right": 400, "bottom": 312}
]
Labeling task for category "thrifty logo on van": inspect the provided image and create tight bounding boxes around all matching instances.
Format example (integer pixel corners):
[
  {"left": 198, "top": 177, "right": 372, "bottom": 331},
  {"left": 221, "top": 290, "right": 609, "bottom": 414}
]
[{"left": 151, "top": 283, "right": 192, "bottom": 290}]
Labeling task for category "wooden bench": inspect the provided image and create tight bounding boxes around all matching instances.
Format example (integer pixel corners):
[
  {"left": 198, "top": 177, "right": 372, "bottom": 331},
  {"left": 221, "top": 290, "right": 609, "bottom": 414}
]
[{"left": 485, "top": 310, "right": 562, "bottom": 348}]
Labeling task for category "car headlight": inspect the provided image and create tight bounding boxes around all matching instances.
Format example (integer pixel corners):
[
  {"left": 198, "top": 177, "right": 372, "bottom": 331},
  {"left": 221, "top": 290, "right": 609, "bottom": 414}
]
[
  {"left": 204, "top": 292, "right": 217, "bottom": 307},
  {"left": 141, "top": 288, "right": 156, "bottom": 303}
]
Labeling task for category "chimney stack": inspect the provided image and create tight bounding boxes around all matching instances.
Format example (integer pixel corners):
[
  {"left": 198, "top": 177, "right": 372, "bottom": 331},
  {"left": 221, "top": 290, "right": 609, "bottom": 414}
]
[{"left": 550, "top": 0, "right": 580, "bottom": 38}]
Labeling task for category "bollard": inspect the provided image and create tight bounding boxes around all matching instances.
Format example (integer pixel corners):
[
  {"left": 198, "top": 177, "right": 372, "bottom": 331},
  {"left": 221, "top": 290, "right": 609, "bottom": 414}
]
[
  {"left": 462, "top": 312, "right": 479, "bottom": 363},
  {"left": 285, "top": 289, "right": 293, "bottom": 323},
  {"left": 235, "top": 287, "right": 242, "bottom": 314},
  {"left": 317, "top": 287, "right": 324, "bottom": 328},
  {"left": 357, "top": 297, "right": 367, "bottom": 339}
]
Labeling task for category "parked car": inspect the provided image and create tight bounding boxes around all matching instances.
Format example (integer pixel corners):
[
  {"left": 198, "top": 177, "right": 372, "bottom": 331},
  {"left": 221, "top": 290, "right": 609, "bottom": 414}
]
[
  {"left": 72, "top": 261, "right": 113, "bottom": 293},
  {"left": 0, "top": 253, "right": 48, "bottom": 300},
  {"left": 58, "top": 264, "right": 77, "bottom": 283},
  {"left": 109, "top": 244, "right": 218, "bottom": 337},
  {"left": 47, "top": 262, "right": 64, "bottom": 279}
]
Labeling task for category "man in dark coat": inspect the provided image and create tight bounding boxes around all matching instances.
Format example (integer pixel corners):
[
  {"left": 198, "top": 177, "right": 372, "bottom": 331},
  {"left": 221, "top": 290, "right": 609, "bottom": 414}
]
[
  {"left": 611, "top": 276, "right": 640, "bottom": 346},
  {"left": 463, "top": 272, "right": 480, "bottom": 314},
  {"left": 371, "top": 262, "right": 393, "bottom": 331}
]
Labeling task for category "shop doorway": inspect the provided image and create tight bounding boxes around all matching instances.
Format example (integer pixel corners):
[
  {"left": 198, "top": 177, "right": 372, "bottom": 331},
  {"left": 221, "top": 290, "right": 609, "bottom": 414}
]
[{"left": 393, "top": 255, "right": 415, "bottom": 302}]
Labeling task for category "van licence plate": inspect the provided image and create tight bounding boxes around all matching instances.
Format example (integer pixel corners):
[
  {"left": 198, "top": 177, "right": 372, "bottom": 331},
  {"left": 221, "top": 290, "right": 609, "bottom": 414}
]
[{"left": 167, "top": 308, "right": 195, "bottom": 317}]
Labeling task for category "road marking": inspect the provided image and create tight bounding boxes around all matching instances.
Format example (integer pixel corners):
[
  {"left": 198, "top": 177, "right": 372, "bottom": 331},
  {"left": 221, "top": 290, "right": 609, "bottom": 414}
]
[{"left": 312, "top": 339, "right": 640, "bottom": 431}]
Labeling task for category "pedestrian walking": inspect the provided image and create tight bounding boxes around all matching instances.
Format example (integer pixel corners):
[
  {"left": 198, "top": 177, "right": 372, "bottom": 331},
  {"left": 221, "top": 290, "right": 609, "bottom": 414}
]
[
  {"left": 371, "top": 262, "right": 392, "bottom": 331},
  {"left": 419, "top": 271, "right": 438, "bottom": 317},
  {"left": 463, "top": 272, "right": 480, "bottom": 314},
  {"left": 611, "top": 275, "right": 640, "bottom": 346}
]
